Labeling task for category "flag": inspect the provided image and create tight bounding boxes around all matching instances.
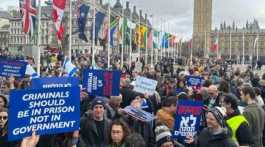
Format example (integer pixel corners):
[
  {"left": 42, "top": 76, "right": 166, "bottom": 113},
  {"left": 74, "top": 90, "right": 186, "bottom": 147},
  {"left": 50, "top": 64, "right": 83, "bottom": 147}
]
[
  {"left": 20, "top": 0, "right": 37, "bottom": 36},
  {"left": 63, "top": 58, "right": 78, "bottom": 77},
  {"left": 134, "top": 25, "right": 148, "bottom": 49},
  {"left": 147, "top": 30, "right": 153, "bottom": 49},
  {"left": 153, "top": 30, "right": 160, "bottom": 49},
  {"left": 25, "top": 64, "right": 38, "bottom": 79},
  {"left": 90, "top": 11, "right": 105, "bottom": 43},
  {"left": 52, "top": 0, "right": 66, "bottom": 40},
  {"left": 188, "top": 39, "right": 192, "bottom": 49},
  {"left": 210, "top": 33, "right": 219, "bottom": 52},
  {"left": 110, "top": 16, "right": 120, "bottom": 47},
  {"left": 161, "top": 33, "right": 169, "bottom": 48},
  {"left": 78, "top": 4, "right": 90, "bottom": 42}
]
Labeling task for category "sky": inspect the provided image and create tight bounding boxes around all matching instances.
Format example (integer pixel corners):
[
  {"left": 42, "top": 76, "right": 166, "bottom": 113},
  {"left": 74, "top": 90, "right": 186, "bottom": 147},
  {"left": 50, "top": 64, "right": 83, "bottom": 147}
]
[{"left": 1, "top": 0, "right": 265, "bottom": 40}]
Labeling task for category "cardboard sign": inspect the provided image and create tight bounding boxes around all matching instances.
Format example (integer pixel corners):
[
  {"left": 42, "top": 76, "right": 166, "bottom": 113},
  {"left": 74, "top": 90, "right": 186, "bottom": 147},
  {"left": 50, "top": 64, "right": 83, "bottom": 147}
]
[
  {"left": 83, "top": 69, "right": 120, "bottom": 96},
  {"left": 173, "top": 100, "right": 203, "bottom": 142},
  {"left": 133, "top": 76, "right": 158, "bottom": 95},
  {"left": 31, "top": 77, "right": 79, "bottom": 89},
  {"left": 8, "top": 87, "right": 80, "bottom": 141},
  {"left": 0, "top": 59, "right": 27, "bottom": 78}
]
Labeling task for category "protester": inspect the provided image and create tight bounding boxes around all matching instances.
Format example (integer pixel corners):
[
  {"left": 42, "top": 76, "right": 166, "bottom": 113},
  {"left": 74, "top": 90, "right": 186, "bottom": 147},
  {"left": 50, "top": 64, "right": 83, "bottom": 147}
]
[
  {"left": 0, "top": 95, "right": 8, "bottom": 109},
  {"left": 108, "top": 119, "right": 131, "bottom": 147},
  {"left": 185, "top": 107, "right": 237, "bottom": 147},
  {"left": 241, "top": 85, "right": 265, "bottom": 147},
  {"left": 156, "top": 96, "right": 177, "bottom": 130},
  {"left": 79, "top": 98, "right": 112, "bottom": 147},
  {"left": 221, "top": 93, "right": 253, "bottom": 146}
]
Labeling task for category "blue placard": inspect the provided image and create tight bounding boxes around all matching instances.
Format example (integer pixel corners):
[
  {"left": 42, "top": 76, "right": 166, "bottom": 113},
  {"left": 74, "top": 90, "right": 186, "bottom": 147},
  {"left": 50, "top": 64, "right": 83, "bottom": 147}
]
[
  {"left": 8, "top": 87, "right": 80, "bottom": 141},
  {"left": 31, "top": 77, "right": 80, "bottom": 89},
  {"left": 0, "top": 59, "right": 27, "bottom": 78},
  {"left": 82, "top": 69, "right": 120, "bottom": 96},
  {"left": 173, "top": 100, "right": 203, "bottom": 142},
  {"left": 186, "top": 76, "right": 203, "bottom": 87}
]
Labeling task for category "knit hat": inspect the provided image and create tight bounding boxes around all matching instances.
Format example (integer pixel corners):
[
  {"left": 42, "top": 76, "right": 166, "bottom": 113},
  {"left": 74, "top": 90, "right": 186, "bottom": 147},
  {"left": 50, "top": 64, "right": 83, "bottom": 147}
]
[
  {"left": 208, "top": 106, "right": 226, "bottom": 128},
  {"left": 91, "top": 97, "right": 106, "bottom": 108},
  {"left": 155, "top": 125, "right": 173, "bottom": 147}
]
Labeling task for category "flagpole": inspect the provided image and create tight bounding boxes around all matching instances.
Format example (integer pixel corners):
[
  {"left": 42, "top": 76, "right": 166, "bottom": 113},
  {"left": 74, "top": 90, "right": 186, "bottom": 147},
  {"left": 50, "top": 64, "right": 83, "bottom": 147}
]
[
  {"left": 145, "top": 20, "right": 148, "bottom": 66},
  {"left": 257, "top": 33, "right": 259, "bottom": 61},
  {"left": 242, "top": 30, "right": 245, "bottom": 65},
  {"left": 138, "top": 14, "right": 141, "bottom": 61},
  {"left": 217, "top": 31, "right": 220, "bottom": 59},
  {"left": 229, "top": 31, "right": 232, "bottom": 60},
  {"left": 36, "top": 0, "right": 41, "bottom": 75},
  {"left": 92, "top": 0, "right": 96, "bottom": 67},
  {"left": 107, "top": 0, "right": 111, "bottom": 69},
  {"left": 129, "top": 12, "right": 132, "bottom": 69},
  {"left": 121, "top": 1, "right": 124, "bottom": 69},
  {"left": 68, "top": 0, "right": 72, "bottom": 61}
]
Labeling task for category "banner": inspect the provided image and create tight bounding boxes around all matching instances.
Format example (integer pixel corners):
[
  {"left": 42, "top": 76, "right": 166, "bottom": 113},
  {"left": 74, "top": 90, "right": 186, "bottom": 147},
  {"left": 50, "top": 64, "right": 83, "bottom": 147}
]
[
  {"left": 122, "top": 106, "right": 155, "bottom": 122},
  {"left": 31, "top": 77, "right": 79, "bottom": 89},
  {"left": 133, "top": 76, "right": 158, "bottom": 95},
  {"left": 186, "top": 76, "right": 203, "bottom": 87},
  {"left": 82, "top": 69, "right": 120, "bottom": 96},
  {"left": 8, "top": 87, "right": 80, "bottom": 141},
  {"left": 0, "top": 59, "right": 27, "bottom": 78},
  {"left": 173, "top": 100, "right": 203, "bottom": 142}
]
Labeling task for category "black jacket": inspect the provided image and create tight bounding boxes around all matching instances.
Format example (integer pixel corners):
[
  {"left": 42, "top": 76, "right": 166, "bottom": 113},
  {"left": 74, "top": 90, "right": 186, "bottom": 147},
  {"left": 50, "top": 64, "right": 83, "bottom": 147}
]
[
  {"left": 78, "top": 111, "right": 112, "bottom": 147},
  {"left": 187, "top": 128, "right": 237, "bottom": 147}
]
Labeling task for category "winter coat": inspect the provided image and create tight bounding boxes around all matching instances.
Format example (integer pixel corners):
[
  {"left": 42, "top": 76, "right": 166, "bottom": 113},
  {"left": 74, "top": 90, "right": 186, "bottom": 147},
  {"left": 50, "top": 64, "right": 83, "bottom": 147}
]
[
  {"left": 243, "top": 103, "right": 265, "bottom": 147},
  {"left": 78, "top": 112, "right": 112, "bottom": 147},
  {"left": 187, "top": 128, "right": 237, "bottom": 147}
]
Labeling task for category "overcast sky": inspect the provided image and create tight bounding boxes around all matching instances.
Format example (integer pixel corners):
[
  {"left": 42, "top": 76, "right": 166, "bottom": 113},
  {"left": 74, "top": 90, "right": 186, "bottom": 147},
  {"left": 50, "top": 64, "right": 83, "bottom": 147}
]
[{"left": 1, "top": 0, "right": 265, "bottom": 40}]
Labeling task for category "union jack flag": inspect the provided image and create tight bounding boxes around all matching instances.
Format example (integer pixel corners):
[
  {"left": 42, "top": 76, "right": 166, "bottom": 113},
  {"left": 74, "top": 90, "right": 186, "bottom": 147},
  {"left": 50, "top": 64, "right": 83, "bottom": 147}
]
[{"left": 20, "top": 0, "right": 37, "bottom": 36}]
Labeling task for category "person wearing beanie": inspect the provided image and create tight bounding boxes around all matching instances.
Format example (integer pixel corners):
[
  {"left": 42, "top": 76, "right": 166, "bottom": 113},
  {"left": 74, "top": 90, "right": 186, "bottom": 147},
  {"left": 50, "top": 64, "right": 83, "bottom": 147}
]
[
  {"left": 155, "top": 125, "right": 174, "bottom": 147},
  {"left": 185, "top": 107, "right": 237, "bottom": 147},
  {"left": 79, "top": 97, "right": 112, "bottom": 147}
]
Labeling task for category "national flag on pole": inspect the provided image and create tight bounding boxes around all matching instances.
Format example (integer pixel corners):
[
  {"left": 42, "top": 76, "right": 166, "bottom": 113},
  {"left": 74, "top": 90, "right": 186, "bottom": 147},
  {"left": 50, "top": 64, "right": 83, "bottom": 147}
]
[
  {"left": 90, "top": 11, "right": 105, "bottom": 43},
  {"left": 52, "top": 0, "right": 66, "bottom": 41},
  {"left": 25, "top": 64, "right": 38, "bottom": 78},
  {"left": 20, "top": 0, "right": 37, "bottom": 36},
  {"left": 188, "top": 39, "right": 192, "bottom": 49},
  {"left": 78, "top": 4, "right": 90, "bottom": 42},
  {"left": 161, "top": 33, "right": 169, "bottom": 48},
  {"left": 254, "top": 36, "right": 258, "bottom": 49},
  {"left": 63, "top": 58, "right": 78, "bottom": 77},
  {"left": 147, "top": 30, "right": 153, "bottom": 49},
  {"left": 210, "top": 33, "right": 219, "bottom": 52},
  {"left": 134, "top": 25, "right": 148, "bottom": 49},
  {"left": 110, "top": 16, "right": 120, "bottom": 47}
]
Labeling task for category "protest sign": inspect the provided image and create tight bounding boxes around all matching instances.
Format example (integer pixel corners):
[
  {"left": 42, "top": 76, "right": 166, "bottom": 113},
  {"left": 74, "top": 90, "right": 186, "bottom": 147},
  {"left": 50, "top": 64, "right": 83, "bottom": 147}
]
[
  {"left": 83, "top": 69, "right": 120, "bottom": 96},
  {"left": 122, "top": 106, "right": 155, "bottom": 122},
  {"left": 186, "top": 75, "right": 203, "bottom": 87},
  {"left": 0, "top": 59, "right": 27, "bottom": 78},
  {"left": 31, "top": 77, "right": 79, "bottom": 89},
  {"left": 173, "top": 100, "right": 203, "bottom": 142},
  {"left": 8, "top": 87, "right": 80, "bottom": 141},
  {"left": 133, "top": 76, "right": 158, "bottom": 95}
]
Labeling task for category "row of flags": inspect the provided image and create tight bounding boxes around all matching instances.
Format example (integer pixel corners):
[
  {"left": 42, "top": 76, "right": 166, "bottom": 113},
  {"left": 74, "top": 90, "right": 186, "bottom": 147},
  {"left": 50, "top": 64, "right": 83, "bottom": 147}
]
[{"left": 19, "top": 0, "right": 180, "bottom": 49}]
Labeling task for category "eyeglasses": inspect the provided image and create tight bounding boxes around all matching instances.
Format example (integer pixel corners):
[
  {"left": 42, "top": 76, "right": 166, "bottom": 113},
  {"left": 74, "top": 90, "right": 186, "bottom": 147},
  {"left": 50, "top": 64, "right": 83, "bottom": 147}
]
[{"left": 0, "top": 116, "right": 7, "bottom": 120}]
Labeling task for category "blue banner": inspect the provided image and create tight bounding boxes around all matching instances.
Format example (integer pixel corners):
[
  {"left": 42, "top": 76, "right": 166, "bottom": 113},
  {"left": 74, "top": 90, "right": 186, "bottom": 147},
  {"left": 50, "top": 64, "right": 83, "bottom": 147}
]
[
  {"left": 173, "top": 100, "right": 203, "bottom": 142},
  {"left": 186, "top": 76, "right": 203, "bottom": 87},
  {"left": 8, "top": 87, "right": 80, "bottom": 141},
  {"left": 31, "top": 77, "right": 80, "bottom": 89},
  {"left": 0, "top": 59, "right": 27, "bottom": 78},
  {"left": 82, "top": 69, "right": 120, "bottom": 96}
]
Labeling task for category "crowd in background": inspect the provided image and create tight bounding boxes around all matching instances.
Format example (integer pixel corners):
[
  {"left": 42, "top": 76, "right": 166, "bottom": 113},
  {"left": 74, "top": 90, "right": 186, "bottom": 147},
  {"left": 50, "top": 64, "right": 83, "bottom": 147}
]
[{"left": 1, "top": 48, "right": 265, "bottom": 147}]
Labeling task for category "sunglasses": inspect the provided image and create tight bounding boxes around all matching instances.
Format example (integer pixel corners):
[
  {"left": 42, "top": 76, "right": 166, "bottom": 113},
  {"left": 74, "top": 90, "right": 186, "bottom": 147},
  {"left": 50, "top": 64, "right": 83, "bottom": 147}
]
[{"left": 0, "top": 116, "right": 7, "bottom": 120}]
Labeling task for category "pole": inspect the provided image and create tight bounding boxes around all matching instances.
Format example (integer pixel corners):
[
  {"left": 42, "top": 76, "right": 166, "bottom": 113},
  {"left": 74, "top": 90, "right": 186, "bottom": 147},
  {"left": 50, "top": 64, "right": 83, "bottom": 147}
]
[
  {"left": 107, "top": 1, "right": 111, "bottom": 68},
  {"left": 138, "top": 14, "right": 141, "bottom": 61},
  {"left": 229, "top": 31, "right": 232, "bottom": 59},
  {"left": 242, "top": 30, "right": 245, "bottom": 65},
  {"left": 129, "top": 13, "right": 132, "bottom": 68},
  {"left": 92, "top": 0, "right": 96, "bottom": 66},
  {"left": 36, "top": 0, "right": 41, "bottom": 75},
  {"left": 68, "top": 0, "right": 72, "bottom": 60},
  {"left": 121, "top": 6, "right": 124, "bottom": 68},
  {"left": 257, "top": 33, "right": 259, "bottom": 61}
]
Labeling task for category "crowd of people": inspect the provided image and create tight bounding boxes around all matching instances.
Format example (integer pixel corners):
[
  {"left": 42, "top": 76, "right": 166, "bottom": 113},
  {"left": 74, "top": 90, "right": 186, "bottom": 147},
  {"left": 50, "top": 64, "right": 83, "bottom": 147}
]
[{"left": 1, "top": 48, "right": 265, "bottom": 147}]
